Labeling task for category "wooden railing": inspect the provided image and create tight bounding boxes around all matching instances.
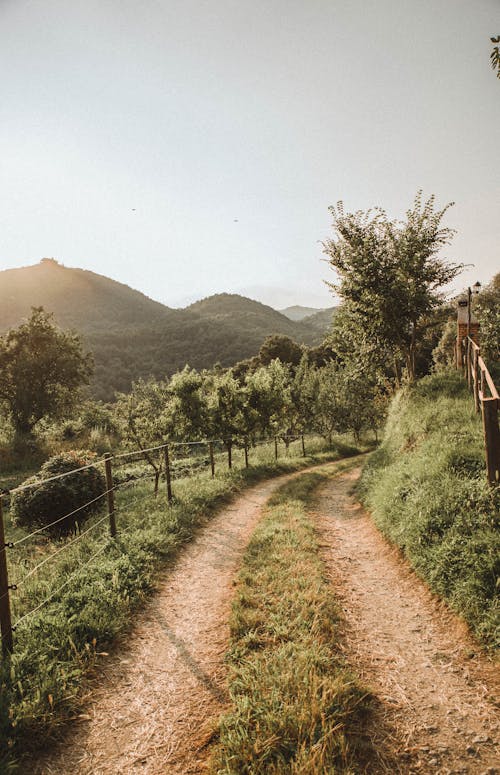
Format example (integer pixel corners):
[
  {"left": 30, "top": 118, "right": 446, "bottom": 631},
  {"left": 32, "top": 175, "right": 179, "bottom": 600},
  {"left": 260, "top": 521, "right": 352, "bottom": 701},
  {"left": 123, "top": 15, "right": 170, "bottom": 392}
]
[{"left": 461, "top": 336, "right": 500, "bottom": 485}]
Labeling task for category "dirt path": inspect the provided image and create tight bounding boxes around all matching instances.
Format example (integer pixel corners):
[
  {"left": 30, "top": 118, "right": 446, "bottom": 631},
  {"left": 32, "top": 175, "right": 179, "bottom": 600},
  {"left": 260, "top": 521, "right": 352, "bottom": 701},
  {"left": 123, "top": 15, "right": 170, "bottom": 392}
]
[
  {"left": 314, "top": 468, "right": 499, "bottom": 775},
  {"left": 29, "top": 464, "right": 338, "bottom": 775}
]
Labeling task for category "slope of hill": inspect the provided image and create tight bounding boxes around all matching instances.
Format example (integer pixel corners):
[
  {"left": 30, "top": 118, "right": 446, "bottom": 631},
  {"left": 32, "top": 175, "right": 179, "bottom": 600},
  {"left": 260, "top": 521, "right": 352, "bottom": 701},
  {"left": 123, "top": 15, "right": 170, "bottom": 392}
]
[
  {"left": 0, "top": 259, "right": 174, "bottom": 332},
  {"left": 0, "top": 262, "right": 330, "bottom": 400},
  {"left": 302, "top": 306, "right": 337, "bottom": 334},
  {"left": 279, "top": 305, "right": 324, "bottom": 321},
  {"left": 187, "top": 293, "right": 319, "bottom": 343}
]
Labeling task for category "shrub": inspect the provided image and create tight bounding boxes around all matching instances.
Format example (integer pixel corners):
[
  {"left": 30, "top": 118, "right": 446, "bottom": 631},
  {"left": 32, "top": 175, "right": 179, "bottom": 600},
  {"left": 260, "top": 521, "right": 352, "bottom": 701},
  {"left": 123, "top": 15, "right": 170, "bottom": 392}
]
[{"left": 10, "top": 450, "right": 106, "bottom": 537}]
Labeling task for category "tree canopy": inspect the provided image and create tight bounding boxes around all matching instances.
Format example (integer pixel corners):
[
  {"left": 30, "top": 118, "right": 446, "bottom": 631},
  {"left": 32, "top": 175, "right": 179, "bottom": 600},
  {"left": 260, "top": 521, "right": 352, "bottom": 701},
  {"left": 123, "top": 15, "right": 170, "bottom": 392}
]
[
  {"left": 323, "top": 192, "right": 463, "bottom": 382},
  {"left": 0, "top": 307, "right": 93, "bottom": 439}
]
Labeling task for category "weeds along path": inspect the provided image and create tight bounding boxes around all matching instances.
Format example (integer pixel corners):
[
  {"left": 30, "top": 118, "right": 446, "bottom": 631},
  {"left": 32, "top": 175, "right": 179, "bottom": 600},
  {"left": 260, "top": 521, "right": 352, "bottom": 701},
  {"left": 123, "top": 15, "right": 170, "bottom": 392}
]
[
  {"left": 313, "top": 468, "right": 499, "bottom": 775},
  {"left": 28, "top": 461, "right": 342, "bottom": 775}
]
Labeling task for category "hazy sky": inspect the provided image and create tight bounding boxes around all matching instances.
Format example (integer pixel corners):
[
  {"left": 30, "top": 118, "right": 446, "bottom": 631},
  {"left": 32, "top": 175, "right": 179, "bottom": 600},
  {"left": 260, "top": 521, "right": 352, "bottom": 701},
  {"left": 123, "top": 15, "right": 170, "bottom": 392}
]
[{"left": 1, "top": 0, "right": 499, "bottom": 309}]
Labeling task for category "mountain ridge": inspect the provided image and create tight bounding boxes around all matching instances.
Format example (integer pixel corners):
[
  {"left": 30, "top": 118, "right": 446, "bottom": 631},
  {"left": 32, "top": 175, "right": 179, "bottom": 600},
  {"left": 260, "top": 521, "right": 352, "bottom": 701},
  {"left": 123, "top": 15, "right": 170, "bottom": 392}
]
[{"left": 0, "top": 261, "right": 333, "bottom": 400}]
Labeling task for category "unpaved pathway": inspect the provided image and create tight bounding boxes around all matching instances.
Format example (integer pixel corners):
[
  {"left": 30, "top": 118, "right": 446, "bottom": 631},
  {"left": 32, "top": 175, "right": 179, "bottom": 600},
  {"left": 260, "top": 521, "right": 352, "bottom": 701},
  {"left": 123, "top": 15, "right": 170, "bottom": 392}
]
[
  {"left": 29, "top": 464, "right": 338, "bottom": 775},
  {"left": 314, "top": 468, "right": 499, "bottom": 775}
]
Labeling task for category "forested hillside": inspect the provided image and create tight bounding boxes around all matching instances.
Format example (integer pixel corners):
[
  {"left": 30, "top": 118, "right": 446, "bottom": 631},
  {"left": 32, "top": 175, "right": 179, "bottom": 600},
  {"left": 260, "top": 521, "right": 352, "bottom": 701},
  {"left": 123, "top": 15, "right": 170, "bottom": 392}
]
[{"left": 0, "top": 261, "right": 329, "bottom": 400}]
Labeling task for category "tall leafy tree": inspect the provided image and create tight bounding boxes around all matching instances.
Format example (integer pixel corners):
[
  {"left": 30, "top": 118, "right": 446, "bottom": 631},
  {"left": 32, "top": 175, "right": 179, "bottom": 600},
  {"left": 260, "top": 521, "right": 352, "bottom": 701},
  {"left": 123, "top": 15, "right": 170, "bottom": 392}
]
[
  {"left": 0, "top": 307, "right": 92, "bottom": 441},
  {"left": 475, "top": 273, "right": 500, "bottom": 365},
  {"left": 323, "top": 192, "right": 463, "bottom": 382}
]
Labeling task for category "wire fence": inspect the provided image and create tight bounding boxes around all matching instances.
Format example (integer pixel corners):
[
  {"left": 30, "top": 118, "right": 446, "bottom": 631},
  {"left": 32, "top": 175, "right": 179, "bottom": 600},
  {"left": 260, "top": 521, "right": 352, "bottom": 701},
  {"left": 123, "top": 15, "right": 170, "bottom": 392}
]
[{"left": 0, "top": 431, "right": 332, "bottom": 655}]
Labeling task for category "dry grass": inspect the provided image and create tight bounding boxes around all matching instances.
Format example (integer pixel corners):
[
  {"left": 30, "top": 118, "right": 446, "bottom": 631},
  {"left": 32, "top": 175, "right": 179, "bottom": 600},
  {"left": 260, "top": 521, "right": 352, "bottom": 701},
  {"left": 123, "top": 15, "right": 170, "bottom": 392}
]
[{"left": 209, "top": 464, "right": 374, "bottom": 775}]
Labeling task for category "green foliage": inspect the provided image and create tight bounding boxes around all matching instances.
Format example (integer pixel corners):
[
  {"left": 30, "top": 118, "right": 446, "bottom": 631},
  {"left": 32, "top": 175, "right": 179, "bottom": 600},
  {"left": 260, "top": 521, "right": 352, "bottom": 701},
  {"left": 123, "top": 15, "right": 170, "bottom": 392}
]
[
  {"left": 206, "top": 370, "right": 245, "bottom": 441},
  {"left": 323, "top": 192, "right": 462, "bottom": 382},
  {"left": 432, "top": 318, "right": 456, "bottom": 371},
  {"left": 358, "top": 371, "right": 499, "bottom": 648},
  {"left": 166, "top": 367, "right": 208, "bottom": 439},
  {"left": 491, "top": 36, "right": 500, "bottom": 78},
  {"left": 10, "top": 450, "right": 106, "bottom": 537},
  {"left": 0, "top": 308, "right": 93, "bottom": 438},
  {"left": 258, "top": 334, "right": 304, "bottom": 367},
  {"left": 475, "top": 273, "right": 500, "bottom": 365},
  {"left": 210, "top": 465, "right": 372, "bottom": 774}
]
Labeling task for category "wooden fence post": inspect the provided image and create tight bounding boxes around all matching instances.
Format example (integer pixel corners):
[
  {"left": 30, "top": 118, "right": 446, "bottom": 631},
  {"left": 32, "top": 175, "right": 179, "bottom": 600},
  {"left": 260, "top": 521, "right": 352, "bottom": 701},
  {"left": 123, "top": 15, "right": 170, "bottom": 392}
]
[
  {"left": 301, "top": 434, "right": 306, "bottom": 457},
  {"left": 208, "top": 441, "right": 215, "bottom": 478},
  {"left": 227, "top": 439, "right": 232, "bottom": 470},
  {"left": 473, "top": 348, "right": 480, "bottom": 414},
  {"left": 104, "top": 454, "right": 117, "bottom": 537},
  {"left": 164, "top": 445, "right": 173, "bottom": 502},
  {"left": 244, "top": 438, "right": 249, "bottom": 468},
  {"left": 274, "top": 436, "right": 278, "bottom": 461},
  {"left": 466, "top": 339, "right": 472, "bottom": 390},
  {"left": 0, "top": 497, "right": 14, "bottom": 655},
  {"left": 482, "top": 398, "right": 500, "bottom": 485}
]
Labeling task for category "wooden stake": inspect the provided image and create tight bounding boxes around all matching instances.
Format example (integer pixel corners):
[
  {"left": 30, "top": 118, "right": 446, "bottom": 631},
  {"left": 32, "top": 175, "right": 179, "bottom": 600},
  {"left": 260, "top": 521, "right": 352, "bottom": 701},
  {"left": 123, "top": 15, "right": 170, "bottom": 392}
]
[
  {"left": 164, "top": 445, "right": 173, "bottom": 502},
  {"left": 467, "top": 339, "right": 472, "bottom": 390},
  {"left": 208, "top": 441, "right": 215, "bottom": 478},
  {"left": 104, "top": 454, "right": 117, "bottom": 537},
  {"left": 227, "top": 439, "right": 232, "bottom": 470},
  {"left": 301, "top": 434, "right": 306, "bottom": 457},
  {"left": 244, "top": 439, "right": 249, "bottom": 468},
  {"left": 473, "top": 348, "right": 480, "bottom": 414},
  {"left": 482, "top": 397, "right": 500, "bottom": 485},
  {"left": 274, "top": 436, "right": 278, "bottom": 461},
  {"left": 0, "top": 497, "right": 14, "bottom": 655}
]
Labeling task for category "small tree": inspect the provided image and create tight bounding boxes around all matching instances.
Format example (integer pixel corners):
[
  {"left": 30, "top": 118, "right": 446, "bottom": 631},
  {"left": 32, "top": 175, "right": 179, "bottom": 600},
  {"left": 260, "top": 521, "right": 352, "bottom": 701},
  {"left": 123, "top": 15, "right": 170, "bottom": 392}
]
[
  {"left": 206, "top": 371, "right": 245, "bottom": 460},
  {"left": 114, "top": 378, "right": 168, "bottom": 494},
  {"left": 244, "top": 360, "right": 290, "bottom": 440},
  {"left": 323, "top": 192, "right": 463, "bottom": 382},
  {"left": 258, "top": 335, "right": 304, "bottom": 368},
  {"left": 0, "top": 308, "right": 93, "bottom": 442},
  {"left": 163, "top": 367, "right": 208, "bottom": 442}
]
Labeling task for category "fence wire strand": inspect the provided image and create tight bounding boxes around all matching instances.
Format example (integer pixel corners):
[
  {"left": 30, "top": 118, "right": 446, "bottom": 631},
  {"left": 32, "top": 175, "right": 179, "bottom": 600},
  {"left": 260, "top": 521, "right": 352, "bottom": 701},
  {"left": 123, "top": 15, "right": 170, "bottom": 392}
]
[
  {"left": 11, "top": 488, "right": 116, "bottom": 547},
  {"left": 13, "top": 513, "right": 113, "bottom": 588},
  {"left": 12, "top": 539, "right": 111, "bottom": 631}
]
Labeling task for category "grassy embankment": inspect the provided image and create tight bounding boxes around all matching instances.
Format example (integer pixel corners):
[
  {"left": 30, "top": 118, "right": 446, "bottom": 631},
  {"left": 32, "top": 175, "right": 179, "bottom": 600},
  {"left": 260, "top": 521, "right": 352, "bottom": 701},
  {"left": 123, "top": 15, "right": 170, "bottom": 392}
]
[
  {"left": 0, "top": 436, "right": 365, "bottom": 772},
  {"left": 210, "top": 463, "right": 372, "bottom": 775},
  {"left": 358, "top": 370, "right": 499, "bottom": 649}
]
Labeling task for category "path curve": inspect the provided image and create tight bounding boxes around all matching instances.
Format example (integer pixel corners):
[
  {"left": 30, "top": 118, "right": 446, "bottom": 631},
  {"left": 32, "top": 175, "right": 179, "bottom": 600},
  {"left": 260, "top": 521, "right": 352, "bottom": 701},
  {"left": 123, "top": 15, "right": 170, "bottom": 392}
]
[
  {"left": 314, "top": 468, "right": 499, "bottom": 775},
  {"left": 28, "top": 463, "right": 339, "bottom": 775}
]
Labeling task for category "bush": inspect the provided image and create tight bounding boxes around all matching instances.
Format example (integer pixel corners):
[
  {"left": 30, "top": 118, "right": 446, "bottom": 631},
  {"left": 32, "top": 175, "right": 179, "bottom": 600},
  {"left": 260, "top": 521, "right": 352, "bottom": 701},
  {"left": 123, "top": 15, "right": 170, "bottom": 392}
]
[{"left": 10, "top": 450, "right": 106, "bottom": 537}]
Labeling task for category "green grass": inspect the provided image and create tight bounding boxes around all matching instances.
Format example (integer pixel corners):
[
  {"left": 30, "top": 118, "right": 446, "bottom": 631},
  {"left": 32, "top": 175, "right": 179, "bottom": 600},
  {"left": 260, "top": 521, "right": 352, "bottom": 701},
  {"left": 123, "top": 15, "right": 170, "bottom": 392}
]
[
  {"left": 0, "top": 435, "right": 366, "bottom": 772},
  {"left": 209, "top": 463, "right": 373, "bottom": 775},
  {"left": 358, "top": 370, "right": 499, "bottom": 650}
]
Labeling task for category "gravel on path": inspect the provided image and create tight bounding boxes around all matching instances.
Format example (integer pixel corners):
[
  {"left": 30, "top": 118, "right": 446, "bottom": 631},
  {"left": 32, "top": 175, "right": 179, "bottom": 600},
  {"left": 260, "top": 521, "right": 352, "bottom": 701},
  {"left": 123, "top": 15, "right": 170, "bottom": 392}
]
[{"left": 313, "top": 468, "right": 499, "bottom": 775}]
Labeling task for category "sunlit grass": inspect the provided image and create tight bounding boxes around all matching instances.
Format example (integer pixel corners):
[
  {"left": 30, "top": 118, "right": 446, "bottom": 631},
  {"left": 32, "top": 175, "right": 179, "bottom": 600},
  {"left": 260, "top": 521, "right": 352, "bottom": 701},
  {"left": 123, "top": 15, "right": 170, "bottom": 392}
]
[
  {"left": 358, "top": 370, "right": 500, "bottom": 649},
  {"left": 210, "top": 465, "right": 373, "bottom": 775}
]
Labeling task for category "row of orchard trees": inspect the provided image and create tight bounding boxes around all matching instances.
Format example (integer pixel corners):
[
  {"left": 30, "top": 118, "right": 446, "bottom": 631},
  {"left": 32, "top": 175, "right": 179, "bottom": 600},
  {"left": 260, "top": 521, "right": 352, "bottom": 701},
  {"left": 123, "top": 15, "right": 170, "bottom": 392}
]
[
  {"left": 0, "top": 307, "right": 386, "bottom": 463},
  {"left": 114, "top": 356, "right": 386, "bottom": 483}
]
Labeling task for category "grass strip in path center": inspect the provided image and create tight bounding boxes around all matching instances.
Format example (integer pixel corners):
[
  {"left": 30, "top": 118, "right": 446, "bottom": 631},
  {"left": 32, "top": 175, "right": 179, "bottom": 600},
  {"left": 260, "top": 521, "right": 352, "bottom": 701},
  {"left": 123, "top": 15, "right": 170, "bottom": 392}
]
[{"left": 209, "top": 462, "right": 373, "bottom": 775}]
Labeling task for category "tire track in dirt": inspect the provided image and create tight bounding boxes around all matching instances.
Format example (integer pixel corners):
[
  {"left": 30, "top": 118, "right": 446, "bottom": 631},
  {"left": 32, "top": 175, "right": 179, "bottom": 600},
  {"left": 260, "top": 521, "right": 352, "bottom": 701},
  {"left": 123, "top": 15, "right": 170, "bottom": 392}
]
[
  {"left": 313, "top": 468, "right": 499, "bottom": 775},
  {"left": 28, "top": 463, "right": 341, "bottom": 775}
]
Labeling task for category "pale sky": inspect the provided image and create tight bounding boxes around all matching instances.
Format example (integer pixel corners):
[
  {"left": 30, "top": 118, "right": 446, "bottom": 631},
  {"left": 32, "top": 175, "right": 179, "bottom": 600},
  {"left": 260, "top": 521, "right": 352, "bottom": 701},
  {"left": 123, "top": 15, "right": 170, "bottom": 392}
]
[{"left": 1, "top": 0, "right": 499, "bottom": 309}]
